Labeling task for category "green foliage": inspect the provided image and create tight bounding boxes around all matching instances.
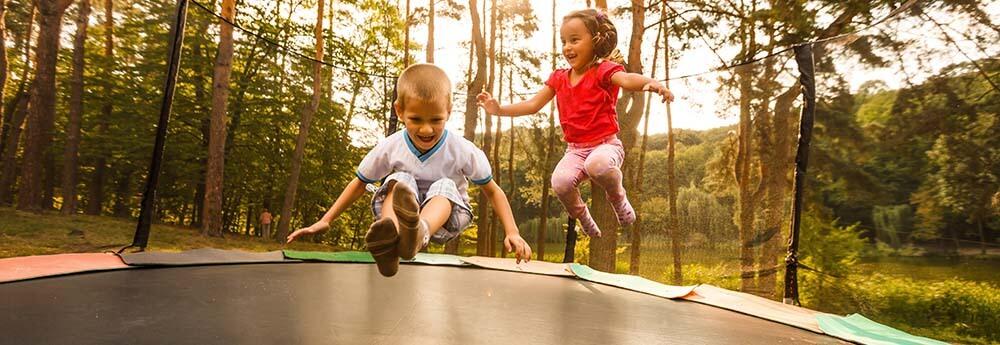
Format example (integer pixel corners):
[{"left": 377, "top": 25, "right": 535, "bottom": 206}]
[
  {"left": 825, "top": 275, "right": 1000, "bottom": 344},
  {"left": 872, "top": 204, "right": 913, "bottom": 248},
  {"left": 518, "top": 216, "right": 566, "bottom": 244},
  {"left": 855, "top": 88, "right": 897, "bottom": 129},
  {"left": 677, "top": 185, "right": 736, "bottom": 247},
  {"left": 800, "top": 210, "right": 865, "bottom": 278}
]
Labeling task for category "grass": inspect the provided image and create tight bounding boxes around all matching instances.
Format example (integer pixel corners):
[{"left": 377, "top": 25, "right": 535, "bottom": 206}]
[
  {"left": 857, "top": 256, "right": 1000, "bottom": 286},
  {"left": 0, "top": 207, "right": 333, "bottom": 258}
]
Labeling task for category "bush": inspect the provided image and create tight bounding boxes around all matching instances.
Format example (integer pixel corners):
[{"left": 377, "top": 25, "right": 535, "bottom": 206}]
[{"left": 849, "top": 275, "right": 1000, "bottom": 343}]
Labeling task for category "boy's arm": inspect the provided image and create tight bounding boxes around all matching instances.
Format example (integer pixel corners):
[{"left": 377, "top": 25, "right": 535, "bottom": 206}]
[
  {"left": 477, "top": 87, "right": 555, "bottom": 117},
  {"left": 286, "top": 178, "right": 368, "bottom": 243},
  {"left": 610, "top": 71, "right": 674, "bottom": 102},
  {"left": 480, "top": 180, "right": 532, "bottom": 262}
]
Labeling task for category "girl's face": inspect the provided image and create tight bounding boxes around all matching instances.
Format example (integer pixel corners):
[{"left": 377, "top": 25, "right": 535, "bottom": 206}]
[{"left": 560, "top": 18, "right": 596, "bottom": 72}]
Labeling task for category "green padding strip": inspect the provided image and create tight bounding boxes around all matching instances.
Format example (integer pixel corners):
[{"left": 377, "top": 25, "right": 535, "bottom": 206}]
[
  {"left": 569, "top": 263, "right": 696, "bottom": 299},
  {"left": 284, "top": 250, "right": 374, "bottom": 263},
  {"left": 282, "top": 250, "right": 467, "bottom": 266},
  {"left": 816, "top": 314, "right": 947, "bottom": 345}
]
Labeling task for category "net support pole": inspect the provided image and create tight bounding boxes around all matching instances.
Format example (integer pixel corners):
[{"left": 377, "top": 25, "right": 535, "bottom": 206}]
[
  {"left": 127, "top": 0, "right": 190, "bottom": 252},
  {"left": 784, "top": 43, "right": 816, "bottom": 305},
  {"left": 563, "top": 217, "right": 577, "bottom": 263}
]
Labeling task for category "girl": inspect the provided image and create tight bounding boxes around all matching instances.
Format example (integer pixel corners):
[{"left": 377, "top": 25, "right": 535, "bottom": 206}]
[{"left": 477, "top": 9, "right": 673, "bottom": 237}]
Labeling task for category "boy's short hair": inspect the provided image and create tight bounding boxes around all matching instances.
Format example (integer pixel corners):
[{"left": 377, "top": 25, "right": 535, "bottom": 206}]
[{"left": 395, "top": 63, "right": 452, "bottom": 110}]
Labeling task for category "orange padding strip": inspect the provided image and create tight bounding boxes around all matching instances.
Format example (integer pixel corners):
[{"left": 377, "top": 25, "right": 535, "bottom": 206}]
[{"left": 0, "top": 253, "right": 131, "bottom": 283}]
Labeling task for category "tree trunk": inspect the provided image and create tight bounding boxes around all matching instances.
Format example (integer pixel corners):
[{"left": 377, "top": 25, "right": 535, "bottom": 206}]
[
  {"left": 506, "top": 71, "right": 515, "bottom": 259},
  {"left": 0, "top": 4, "right": 34, "bottom": 186},
  {"left": 477, "top": 107, "right": 494, "bottom": 255},
  {"left": 490, "top": 92, "right": 502, "bottom": 257},
  {"left": 0, "top": 15, "right": 33, "bottom": 205},
  {"left": 426, "top": 0, "right": 434, "bottom": 63},
  {"left": 17, "top": 0, "right": 73, "bottom": 212},
  {"left": 277, "top": 0, "right": 324, "bottom": 240},
  {"left": 666, "top": 88, "right": 681, "bottom": 284},
  {"left": 41, "top": 152, "right": 56, "bottom": 209},
  {"left": 0, "top": 88, "right": 27, "bottom": 205},
  {"left": 202, "top": 0, "right": 237, "bottom": 236},
  {"left": 537, "top": 0, "right": 557, "bottom": 261},
  {"left": 403, "top": 0, "right": 410, "bottom": 66},
  {"left": 735, "top": 59, "right": 757, "bottom": 292},
  {"left": 61, "top": 0, "right": 90, "bottom": 215},
  {"left": 757, "top": 78, "right": 798, "bottom": 298},
  {"left": 476, "top": 0, "right": 500, "bottom": 257},
  {"left": 189, "top": 26, "right": 210, "bottom": 228},
  {"left": 244, "top": 206, "right": 253, "bottom": 236},
  {"left": 87, "top": 0, "right": 113, "bottom": 215},
  {"left": 979, "top": 219, "right": 986, "bottom": 255},
  {"left": 112, "top": 169, "right": 131, "bottom": 217},
  {"left": 630, "top": 14, "right": 664, "bottom": 276},
  {"left": 589, "top": 0, "right": 642, "bottom": 272},
  {"left": 0, "top": 0, "right": 8, "bottom": 141},
  {"left": 0, "top": 2, "right": 37, "bottom": 199},
  {"left": 466, "top": 0, "right": 488, "bottom": 255}
]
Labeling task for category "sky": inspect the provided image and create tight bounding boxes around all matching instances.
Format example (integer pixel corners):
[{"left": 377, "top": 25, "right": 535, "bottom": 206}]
[
  {"left": 390, "top": 0, "right": 1000, "bottom": 137},
  {"left": 322, "top": 0, "right": 998, "bottom": 142}
]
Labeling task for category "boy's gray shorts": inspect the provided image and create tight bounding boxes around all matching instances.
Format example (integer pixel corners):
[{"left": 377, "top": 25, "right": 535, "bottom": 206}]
[{"left": 370, "top": 172, "right": 473, "bottom": 245}]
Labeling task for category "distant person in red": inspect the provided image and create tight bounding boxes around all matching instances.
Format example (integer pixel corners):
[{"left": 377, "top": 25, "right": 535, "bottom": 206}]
[
  {"left": 477, "top": 9, "right": 673, "bottom": 238},
  {"left": 259, "top": 208, "right": 273, "bottom": 238}
]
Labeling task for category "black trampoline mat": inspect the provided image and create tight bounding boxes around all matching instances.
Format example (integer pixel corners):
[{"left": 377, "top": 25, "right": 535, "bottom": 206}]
[{"left": 0, "top": 263, "right": 847, "bottom": 345}]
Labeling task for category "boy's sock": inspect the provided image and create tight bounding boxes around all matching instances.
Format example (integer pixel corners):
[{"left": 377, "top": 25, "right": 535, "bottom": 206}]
[
  {"left": 609, "top": 194, "right": 636, "bottom": 226},
  {"left": 577, "top": 210, "right": 602, "bottom": 238},
  {"left": 365, "top": 217, "right": 400, "bottom": 277},
  {"left": 393, "top": 183, "right": 427, "bottom": 260}
]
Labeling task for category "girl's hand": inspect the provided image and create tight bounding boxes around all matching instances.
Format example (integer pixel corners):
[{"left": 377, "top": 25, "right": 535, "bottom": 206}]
[
  {"left": 286, "top": 220, "right": 330, "bottom": 244},
  {"left": 476, "top": 92, "right": 501, "bottom": 114},
  {"left": 643, "top": 81, "right": 674, "bottom": 103}
]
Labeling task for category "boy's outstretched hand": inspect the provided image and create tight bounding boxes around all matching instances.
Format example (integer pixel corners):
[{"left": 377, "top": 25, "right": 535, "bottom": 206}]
[
  {"left": 286, "top": 220, "right": 330, "bottom": 244},
  {"left": 643, "top": 81, "right": 674, "bottom": 103},
  {"left": 476, "top": 92, "right": 501, "bottom": 114},
  {"left": 504, "top": 234, "right": 532, "bottom": 264}
]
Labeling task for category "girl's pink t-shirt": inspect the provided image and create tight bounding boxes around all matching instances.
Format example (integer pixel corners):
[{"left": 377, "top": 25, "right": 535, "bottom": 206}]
[{"left": 545, "top": 60, "right": 626, "bottom": 144}]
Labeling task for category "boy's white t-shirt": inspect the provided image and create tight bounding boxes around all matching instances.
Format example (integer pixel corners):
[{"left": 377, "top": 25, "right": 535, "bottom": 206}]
[{"left": 356, "top": 129, "right": 493, "bottom": 206}]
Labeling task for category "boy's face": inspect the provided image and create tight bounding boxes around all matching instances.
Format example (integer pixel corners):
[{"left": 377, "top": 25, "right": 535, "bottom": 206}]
[{"left": 395, "top": 96, "right": 451, "bottom": 152}]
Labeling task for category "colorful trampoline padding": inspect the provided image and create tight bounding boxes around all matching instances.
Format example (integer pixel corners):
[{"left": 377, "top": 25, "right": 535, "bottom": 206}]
[
  {"left": 817, "top": 314, "right": 948, "bottom": 345},
  {"left": 462, "top": 256, "right": 575, "bottom": 276},
  {"left": 0, "top": 252, "right": 130, "bottom": 283},
  {"left": 682, "top": 283, "right": 824, "bottom": 333},
  {"left": 121, "top": 248, "right": 292, "bottom": 266},
  {"left": 569, "top": 263, "right": 697, "bottom": 299},
  {"left": 283, "top": 250, "right": 376, "bottom": 263}
]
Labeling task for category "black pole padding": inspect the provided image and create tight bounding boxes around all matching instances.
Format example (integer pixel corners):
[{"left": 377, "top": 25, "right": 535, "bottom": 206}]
[
  {"left": 784, "top": 44, "right": 816, "bottom": 305},
  {"left": 563, "top": 217, "right": 577, "bottom": 263},
  {"left": 128, "top": 0, "right": 190, "bottom": 252}
]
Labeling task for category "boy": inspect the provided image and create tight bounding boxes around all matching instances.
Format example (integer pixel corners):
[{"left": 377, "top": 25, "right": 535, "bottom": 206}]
[{"left": 286, "top": 63, "right": 532, "bottom": 277}]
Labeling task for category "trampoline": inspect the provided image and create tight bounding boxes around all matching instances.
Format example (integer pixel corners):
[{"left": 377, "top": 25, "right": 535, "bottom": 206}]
[{"left": 0, "top": 249, "right": 946, "bottom": 345}]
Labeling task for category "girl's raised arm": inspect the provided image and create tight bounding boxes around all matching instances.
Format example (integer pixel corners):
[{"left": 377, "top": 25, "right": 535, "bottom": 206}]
[{"left": 477, "top": 86, "right": 556, "bottom": 117}]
